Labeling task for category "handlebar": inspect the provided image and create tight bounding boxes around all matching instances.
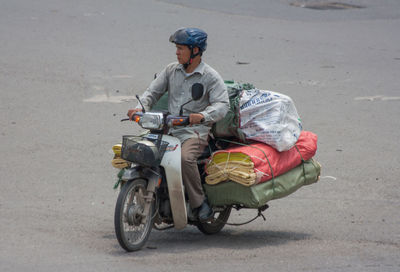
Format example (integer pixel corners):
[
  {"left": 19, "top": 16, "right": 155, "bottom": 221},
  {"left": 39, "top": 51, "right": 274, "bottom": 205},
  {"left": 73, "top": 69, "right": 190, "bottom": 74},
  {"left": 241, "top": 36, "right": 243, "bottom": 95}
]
[
  {"left": 121, "top": 112, "right": 192, "bottom": 127},
  {"left": 166, "top": 116, "right": 190, "bottom": 126},
  {"left": 121, "top": 112, "right": 143, "bottom": 122}
]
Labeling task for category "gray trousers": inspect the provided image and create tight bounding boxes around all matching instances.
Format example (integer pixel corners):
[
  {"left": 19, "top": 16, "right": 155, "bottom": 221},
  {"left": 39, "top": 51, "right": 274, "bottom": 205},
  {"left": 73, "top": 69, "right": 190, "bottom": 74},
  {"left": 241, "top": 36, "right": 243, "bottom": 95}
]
[{"left": 181, "top": 137, "right": 208, "bottom": 209}]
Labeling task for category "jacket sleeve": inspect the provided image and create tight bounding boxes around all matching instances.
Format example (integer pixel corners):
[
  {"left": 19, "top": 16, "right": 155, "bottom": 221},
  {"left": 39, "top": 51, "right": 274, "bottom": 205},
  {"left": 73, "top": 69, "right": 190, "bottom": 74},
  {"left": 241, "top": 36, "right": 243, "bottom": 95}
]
[
  {"left": 136, "top": 67, "right": 169, "bottom": 111},
  {"left": 199, "top": 76, "right": 229, "bottom": 123}
]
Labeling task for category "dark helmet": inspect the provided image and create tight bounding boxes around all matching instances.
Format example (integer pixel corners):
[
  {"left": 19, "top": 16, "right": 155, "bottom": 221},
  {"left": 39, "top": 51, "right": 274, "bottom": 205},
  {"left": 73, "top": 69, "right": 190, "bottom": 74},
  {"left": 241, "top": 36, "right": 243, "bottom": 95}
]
[{"left": 169, "top": 27, "right": 208, "bottom": 52}]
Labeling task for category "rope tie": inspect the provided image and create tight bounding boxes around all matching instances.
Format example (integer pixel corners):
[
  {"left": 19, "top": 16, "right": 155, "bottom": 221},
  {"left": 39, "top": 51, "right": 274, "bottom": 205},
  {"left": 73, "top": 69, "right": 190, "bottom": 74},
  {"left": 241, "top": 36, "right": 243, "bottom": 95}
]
[
  {"left": 294, "top": 144, "right": 307, "bottom": 182},
  {"left": 218, "top": 139, "right": 276, "bottom": 194}
]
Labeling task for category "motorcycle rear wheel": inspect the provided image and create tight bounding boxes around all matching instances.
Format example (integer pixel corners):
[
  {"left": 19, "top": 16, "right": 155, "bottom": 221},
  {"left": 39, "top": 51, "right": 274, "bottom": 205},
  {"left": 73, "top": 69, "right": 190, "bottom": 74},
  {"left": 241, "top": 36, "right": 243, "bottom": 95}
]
[
  {"left": 114, "top": 179, "right": 154, "bottom": 252},
  {"left": 197, "top": 206, "right": 232, "bottom": 235}
]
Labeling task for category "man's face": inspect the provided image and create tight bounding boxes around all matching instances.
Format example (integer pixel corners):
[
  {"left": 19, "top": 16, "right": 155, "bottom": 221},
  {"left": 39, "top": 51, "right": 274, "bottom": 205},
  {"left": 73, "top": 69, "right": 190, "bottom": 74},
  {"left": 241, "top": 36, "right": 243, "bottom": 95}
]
[{"left": 175, "top": 44, "right": 191, "bottom": 64}]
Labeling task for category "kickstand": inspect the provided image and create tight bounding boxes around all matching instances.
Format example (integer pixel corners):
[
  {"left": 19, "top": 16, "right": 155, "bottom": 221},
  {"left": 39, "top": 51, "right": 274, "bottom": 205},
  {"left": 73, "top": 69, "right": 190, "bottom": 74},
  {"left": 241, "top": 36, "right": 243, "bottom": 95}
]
[{"left": 225, "top": 204, "right": 269, "bottom": 226}]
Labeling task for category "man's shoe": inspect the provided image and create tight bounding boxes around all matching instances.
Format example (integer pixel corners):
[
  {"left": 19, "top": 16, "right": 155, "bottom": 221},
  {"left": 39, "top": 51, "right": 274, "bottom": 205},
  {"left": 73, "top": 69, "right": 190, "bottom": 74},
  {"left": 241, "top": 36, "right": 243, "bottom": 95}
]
[{"left": 198, "top": 200, "right": 214, "bottom": 223}]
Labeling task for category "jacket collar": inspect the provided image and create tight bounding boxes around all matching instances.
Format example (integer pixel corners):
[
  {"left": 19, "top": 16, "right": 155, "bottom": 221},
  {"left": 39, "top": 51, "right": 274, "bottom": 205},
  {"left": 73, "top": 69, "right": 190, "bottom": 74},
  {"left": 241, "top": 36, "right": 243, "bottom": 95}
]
[{"left": 177, "top": 61, "right": 205, "bottom": 75}]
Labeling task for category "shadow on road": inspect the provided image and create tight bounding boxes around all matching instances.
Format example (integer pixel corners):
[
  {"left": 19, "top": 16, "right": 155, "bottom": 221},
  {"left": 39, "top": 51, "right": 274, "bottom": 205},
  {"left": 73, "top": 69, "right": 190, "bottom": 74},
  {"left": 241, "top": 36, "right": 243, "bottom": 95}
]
[{"left": 107, "top": 227, "right": 313, "bottom": 256}]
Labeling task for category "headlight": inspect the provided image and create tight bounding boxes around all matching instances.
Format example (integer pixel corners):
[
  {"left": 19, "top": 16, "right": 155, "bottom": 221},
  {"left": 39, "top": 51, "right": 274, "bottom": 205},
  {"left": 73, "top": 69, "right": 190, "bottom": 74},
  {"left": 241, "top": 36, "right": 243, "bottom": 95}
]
[{"left": 139, "top": 112, "right": 164, "bottom": 130}]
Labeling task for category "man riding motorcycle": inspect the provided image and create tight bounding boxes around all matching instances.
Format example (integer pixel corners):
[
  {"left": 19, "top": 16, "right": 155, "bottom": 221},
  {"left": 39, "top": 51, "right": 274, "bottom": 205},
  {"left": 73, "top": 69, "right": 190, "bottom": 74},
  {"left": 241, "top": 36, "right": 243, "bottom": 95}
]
[{"left": 127, "top": 27, "right": 229, "bottom": 222}]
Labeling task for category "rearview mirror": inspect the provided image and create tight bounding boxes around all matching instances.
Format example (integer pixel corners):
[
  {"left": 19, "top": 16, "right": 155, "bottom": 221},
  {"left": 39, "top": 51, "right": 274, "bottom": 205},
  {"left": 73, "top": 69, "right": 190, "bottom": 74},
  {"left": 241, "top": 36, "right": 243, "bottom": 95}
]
[
  {"left": 191, "top": 83, "right": 204, "bottom": 101},
  {"left": 179, "top": 83, "right": 205, "bottom": 115}
]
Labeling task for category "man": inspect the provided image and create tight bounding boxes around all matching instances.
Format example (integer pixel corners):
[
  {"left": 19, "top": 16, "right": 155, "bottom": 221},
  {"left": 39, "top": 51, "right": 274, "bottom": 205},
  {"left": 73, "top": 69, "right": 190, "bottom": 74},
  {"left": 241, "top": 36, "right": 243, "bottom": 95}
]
[{"left": 127, "top": 27, "right": 229, "bottom": 222}]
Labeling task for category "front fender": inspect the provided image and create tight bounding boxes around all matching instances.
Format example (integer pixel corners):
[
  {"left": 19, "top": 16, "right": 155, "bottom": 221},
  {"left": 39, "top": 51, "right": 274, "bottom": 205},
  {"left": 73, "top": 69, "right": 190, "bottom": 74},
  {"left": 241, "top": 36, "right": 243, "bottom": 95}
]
[
  {"left": 114, "top": 165, "right": 144, "bottom": 189},
  {"left": 121, "top": 165, "right": 143, "bottom": 181},
  {"left": 117, "top": 166, "right": 160, "bottom": 192}
]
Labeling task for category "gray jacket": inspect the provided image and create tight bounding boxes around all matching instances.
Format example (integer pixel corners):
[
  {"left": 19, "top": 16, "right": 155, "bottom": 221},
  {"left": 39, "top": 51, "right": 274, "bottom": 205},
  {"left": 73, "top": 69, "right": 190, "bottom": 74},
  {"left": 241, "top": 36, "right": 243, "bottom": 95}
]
[{"left": 138, "top": 62, "right": 229, "bottom": 143}]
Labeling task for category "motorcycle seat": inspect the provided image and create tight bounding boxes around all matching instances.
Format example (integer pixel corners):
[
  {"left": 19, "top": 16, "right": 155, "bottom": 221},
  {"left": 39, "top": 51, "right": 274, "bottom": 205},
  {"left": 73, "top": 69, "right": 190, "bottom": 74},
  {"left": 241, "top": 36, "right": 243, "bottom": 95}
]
[{"left": 197, "top": 136, "right": 234, "bottom": 162}]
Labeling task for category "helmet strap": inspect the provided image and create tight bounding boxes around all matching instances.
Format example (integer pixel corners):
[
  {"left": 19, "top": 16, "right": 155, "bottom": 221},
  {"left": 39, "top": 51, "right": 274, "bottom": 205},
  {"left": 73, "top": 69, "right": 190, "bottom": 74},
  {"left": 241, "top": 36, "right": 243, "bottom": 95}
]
[{"left": 183, "top": 47, "right": 200, "bottom": 70}]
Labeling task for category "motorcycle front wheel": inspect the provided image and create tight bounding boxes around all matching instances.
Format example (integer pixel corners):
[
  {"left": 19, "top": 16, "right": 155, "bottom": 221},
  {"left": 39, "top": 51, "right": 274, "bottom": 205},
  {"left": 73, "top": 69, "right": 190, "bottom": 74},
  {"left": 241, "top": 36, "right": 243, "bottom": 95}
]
[
  {"left": 197, "top": 206, "right": 232, "bottom": 235},
  {"left": 114, "top": 179, "right": 155, "bottom": 252}
]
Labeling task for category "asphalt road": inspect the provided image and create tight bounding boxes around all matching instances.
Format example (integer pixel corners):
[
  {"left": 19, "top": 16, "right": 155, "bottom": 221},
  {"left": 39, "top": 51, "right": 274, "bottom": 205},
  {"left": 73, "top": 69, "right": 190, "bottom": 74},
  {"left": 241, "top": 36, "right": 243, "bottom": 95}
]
[{"left": 1, "top": 0, "right": 399, "bottom": 271}]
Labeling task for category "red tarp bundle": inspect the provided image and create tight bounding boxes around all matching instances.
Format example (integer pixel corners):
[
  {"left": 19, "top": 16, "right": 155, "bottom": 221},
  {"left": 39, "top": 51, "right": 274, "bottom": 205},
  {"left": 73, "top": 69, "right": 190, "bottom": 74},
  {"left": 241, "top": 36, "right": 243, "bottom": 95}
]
[{"left": 210, "top": 131, "right": 318, "bottom": 184}]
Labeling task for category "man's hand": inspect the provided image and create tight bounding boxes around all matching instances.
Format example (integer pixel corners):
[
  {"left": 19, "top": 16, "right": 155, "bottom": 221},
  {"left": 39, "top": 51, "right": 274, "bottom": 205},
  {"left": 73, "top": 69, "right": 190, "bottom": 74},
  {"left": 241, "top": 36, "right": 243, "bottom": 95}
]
[
  {"left": 189, "top": 113, "right": 205, "bottom": 125},
  {"left": 127, "top": 108, "right": 142, "bottom": 121}
]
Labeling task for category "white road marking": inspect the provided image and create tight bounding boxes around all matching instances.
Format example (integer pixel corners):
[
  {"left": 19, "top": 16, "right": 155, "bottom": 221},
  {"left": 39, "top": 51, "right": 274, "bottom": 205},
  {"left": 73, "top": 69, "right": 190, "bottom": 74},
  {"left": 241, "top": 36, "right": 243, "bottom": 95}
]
[
  {"left": 354, "top": 96, "right": 400, "bottom": 101},
  {"left": 320, "top": 176, "right": 337, "bottom": 181},
  {"left": 83, "top": 94, "right": 136, "bottom": 103},
  {"left": 111, "top": 75, "right": 133, "bottom": 79}
]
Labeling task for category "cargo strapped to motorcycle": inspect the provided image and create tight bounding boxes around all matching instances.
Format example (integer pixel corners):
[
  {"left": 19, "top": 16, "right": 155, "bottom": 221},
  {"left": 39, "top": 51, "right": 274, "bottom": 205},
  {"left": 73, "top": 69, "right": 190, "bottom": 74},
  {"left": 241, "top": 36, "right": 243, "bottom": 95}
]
[
  {"left": 208, "top": 138, "right": 275, "bottom": 226},
  {"left": 214, "top": 138, "right": 307, "bottom": 194},
  {"left": 207, "top": 138, "right": 312, "bottom": 226},
  {"left": 216, "top": 138, "right": 277, "bottom": 194}
]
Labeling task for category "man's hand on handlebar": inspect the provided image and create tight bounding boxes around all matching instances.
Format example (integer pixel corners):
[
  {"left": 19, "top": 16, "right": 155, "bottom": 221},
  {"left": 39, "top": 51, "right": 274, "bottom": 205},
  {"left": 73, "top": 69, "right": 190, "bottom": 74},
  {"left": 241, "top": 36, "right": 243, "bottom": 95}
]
[
  {"left": 189, "top": 113, "right": 204, "bottom": 125},
  {"left": 127, "top": 108, "right": 142, "bottom": 121},
  {"left": 126, "top": 109, "right": 203, "bottom": 125}
]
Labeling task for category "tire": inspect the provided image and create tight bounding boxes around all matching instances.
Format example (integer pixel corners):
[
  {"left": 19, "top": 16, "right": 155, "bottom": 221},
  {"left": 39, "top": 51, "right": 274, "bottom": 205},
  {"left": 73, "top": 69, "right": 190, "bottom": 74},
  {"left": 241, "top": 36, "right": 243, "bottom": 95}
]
[
  {"left": 114, "top": 179, "right": 155, "bottom": 252},
  {"left": 197, "top": 206, "right": 232, "bottom": 235}
]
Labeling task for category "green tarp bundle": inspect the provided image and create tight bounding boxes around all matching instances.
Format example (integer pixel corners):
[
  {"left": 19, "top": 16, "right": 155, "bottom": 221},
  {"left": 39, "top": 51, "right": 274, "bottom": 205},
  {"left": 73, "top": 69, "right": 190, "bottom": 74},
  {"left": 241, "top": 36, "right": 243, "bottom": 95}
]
[
  {"left": 210, "top": 80, "right": 254, "bottom": 141},
  {"left": 150, "top": 91, "right": 169, "bottom": 111},
  {"left": 204, "top": 159, "right": 321, "bottom": 208}
]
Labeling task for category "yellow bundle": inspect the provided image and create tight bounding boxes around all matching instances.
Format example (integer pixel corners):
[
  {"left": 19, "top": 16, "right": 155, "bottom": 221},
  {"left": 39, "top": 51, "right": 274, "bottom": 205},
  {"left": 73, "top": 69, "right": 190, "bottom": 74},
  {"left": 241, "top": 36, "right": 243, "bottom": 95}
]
[
  {"left": 111, "top": 144, "right": 130, "bottom": 168},
  {"left": 112, "top": 155, "right": 131, "bottom": 169},
  {"left": 112, "top": 144, "right": 122, "bottom": 156},
  {"left": 205, "top": 152, "right": 257, "bottom": 186}
]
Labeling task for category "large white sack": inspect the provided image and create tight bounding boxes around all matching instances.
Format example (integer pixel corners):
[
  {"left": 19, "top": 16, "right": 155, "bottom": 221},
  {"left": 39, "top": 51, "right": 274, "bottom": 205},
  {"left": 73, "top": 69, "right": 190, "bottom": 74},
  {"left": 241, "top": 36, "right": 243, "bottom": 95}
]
[{"left": 239, "top": 89, "right": 302, "bottom": 152}]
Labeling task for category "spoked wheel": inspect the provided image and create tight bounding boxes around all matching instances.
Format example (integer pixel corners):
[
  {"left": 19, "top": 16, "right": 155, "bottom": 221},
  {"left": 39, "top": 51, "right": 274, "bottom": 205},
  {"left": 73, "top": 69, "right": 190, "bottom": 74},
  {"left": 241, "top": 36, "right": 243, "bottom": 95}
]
[
  {"left": 114, "top": 179, "right": 155, "bottom": 252},
  {"left": 197, "top": 206, "right": 232, "bottom": 235}
]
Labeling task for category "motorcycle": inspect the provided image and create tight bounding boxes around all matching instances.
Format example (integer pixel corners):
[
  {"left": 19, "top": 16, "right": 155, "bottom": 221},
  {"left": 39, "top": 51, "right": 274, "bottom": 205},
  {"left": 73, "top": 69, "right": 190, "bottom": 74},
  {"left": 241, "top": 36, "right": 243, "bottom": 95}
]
[{"left": 111, "top": 83, "right": 268, "bottom": 252}]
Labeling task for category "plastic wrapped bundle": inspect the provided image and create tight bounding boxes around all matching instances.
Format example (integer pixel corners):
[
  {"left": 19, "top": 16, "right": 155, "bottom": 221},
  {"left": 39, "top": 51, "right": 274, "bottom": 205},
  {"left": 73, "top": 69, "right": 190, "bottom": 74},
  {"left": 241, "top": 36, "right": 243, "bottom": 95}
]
[{"left": 239, "top": 89, "right": 303, "bottom": 152}]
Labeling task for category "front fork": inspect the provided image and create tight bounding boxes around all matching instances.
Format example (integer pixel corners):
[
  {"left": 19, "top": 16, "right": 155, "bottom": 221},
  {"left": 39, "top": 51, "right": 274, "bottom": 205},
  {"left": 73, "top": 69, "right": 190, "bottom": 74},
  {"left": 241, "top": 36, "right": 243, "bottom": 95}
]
[
  {"left": 115, "top": 166, "right": 161, "bottom": 224},
  {"left": 140, "top": 168, "right": 161, "bottom": 223}
]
